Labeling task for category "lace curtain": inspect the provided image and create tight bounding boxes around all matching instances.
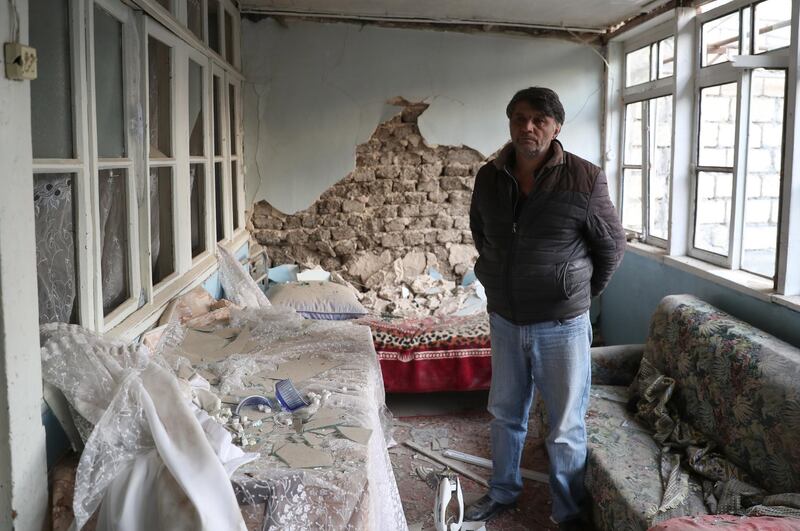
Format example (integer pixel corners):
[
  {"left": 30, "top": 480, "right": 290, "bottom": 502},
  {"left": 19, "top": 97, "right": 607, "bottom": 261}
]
[
  {"left": 34, "top": 173, "right": 77, "bottom": 324},
  {"left": 35, "top": 170, "right": 132, "bottom": 324}
]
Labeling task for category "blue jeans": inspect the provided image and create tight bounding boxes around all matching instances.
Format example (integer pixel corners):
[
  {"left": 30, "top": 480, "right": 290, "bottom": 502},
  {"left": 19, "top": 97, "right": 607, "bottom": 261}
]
[{"left": 487, "top": 311, "right": 592, "bottom": 523}]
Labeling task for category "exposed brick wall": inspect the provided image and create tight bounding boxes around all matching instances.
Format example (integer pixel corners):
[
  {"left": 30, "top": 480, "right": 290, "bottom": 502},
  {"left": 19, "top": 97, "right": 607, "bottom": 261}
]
[{"left": 250, "top": 100, "right": 488, "bottom": 287}]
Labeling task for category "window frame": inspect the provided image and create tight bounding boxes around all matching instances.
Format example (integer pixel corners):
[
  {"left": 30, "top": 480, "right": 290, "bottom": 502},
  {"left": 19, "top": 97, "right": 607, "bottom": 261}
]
[
  {"left": 620, "top": 22, "right": 676, "bottom": 248},
  {"left": 689, "top": 1, "right": 790, "bottom": 275},
  {"left": 31, "top": 0, "right": 247, "bottom": 337},
  {"left": 30, "top": 0, "right": 95, "bottom": 326},
  {"left": 608, "top": 0, "right": 800, "bottom": 301},
  {"left": 89, "top": 0, "right": 146, "bottom": 330},
  {"left": 186, "top": 46, "right": 215, "bottom": 265}
]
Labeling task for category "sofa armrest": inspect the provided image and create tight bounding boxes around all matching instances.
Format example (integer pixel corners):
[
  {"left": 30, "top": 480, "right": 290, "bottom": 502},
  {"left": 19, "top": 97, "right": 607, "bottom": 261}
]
[{"left": 591, "top": 344, "right": 645, "bottom": 386}]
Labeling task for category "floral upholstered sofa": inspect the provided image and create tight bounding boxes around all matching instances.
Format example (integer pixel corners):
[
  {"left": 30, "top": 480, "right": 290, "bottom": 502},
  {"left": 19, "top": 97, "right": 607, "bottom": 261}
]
[{"left": 584, "top": 294, "right": 800, "bottom": 531}]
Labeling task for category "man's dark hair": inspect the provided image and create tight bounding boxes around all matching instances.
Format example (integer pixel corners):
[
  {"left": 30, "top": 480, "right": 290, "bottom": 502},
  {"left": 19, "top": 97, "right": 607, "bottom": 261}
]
[{"left": 505, "top": 87, "right": 565, "bottom": 125}]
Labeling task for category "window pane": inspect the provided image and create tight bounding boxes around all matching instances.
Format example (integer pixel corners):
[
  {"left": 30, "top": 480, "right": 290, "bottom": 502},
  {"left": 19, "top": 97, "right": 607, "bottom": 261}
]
[
  {"left": 742, "top": 69, "right": 785, "bottom": 277},
  {"left": 754, "top": 0, "right": 791, "bottom": 54},
  {"left": 99, "top": 168, "right": 130, "bottom": 315},
  {"left": 189, "top": 60, "right": 204, "bottom": 156},
  {"left": 699, "top": 0, "right": 736, "bottom": 13},
  {"left": 148, "top": 37, "right": 172, "bottom": 158},
  {"left": 625, "top": 46, "right": 650, "bottom": 87},
  {"left": 694, "top": 171, "right": 733, "bottom": 256},
  {"left": 649, "top": 96, "right": 673, "bottom": 240},
  {"left": 208, "top": 1, "right": 221, "bottom": 54},
  {"left": 30, "top": 0, "right": 73, "bottom": 159},
  {"left": 225, "top": 10, "right": 234, "bottom": 64},
  {"left": 229, "top": 84, "right": 237, "bottom": 155},
  {"left": 231, "top": 162, "right": 239, "bottom": 231},
  {"left": 34, "top": 173, "right": 78, "bottom": 324},
  {"left": 150, "top": 167, "right": 175, "bottom": 284},
  {"left": 622, "top": 168, "right": 643, "bottom": 233},
  {"left": 213, "top": 75, "right": 222, "bottom": 156},
  {"left": 188, "top": 0, "right": 203, "bottom": 40},
  {"left": 658, "top": 37, "right": 674, "bottom": 78},
  {"left": 624, "top": 102, "right": 643, "bottom": 165},
  {"left": 156, "top": 0, "right": 170, "bottom": 11},
  {"left": 215, "top": 162, "right": 225, "bottom": 241},
  {"left": 698, "top": 83, "right": 738, "bottom": 167},
  {"left": 94, "top": 5, "right": 126, "bottom": 158},
  {"left": 190, "top": 164, "right": 206, "bottom": 257},
  {"left": 702, "top": 11, "right": 740, "bottom": 66}
]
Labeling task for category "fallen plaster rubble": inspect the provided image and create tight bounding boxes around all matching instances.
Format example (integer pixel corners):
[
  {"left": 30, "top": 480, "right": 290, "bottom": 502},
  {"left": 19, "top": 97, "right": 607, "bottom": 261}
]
[
  {"left": 318, "top": 252, "right": 486, "bottom": 318},
  {"left": 47, "top": 245, "right": 408, "bottom": 530}
]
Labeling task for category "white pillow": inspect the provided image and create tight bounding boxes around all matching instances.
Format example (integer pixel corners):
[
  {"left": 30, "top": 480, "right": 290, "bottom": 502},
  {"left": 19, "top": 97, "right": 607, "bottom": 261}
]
[{"left": 266, "top": 281, "right": 367, "bottom": 320}]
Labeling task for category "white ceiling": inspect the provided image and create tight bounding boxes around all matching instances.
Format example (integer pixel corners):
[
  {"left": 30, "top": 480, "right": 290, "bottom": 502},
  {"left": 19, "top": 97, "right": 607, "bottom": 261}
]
[{"left": 240, "top": 0, "right": 673, "bottom": 33}]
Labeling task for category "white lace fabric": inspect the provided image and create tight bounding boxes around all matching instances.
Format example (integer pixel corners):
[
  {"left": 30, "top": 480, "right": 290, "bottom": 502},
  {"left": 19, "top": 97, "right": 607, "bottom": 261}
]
[
  {"left": 40, "top": 323, "right": 247, "bottom": 531},
  {"left": 40, "top": 245, "right": 407, "bottom": 530}
]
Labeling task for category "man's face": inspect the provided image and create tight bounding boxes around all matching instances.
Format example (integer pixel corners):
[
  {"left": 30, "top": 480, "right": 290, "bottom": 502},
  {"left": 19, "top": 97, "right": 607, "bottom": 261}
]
[{"left": 509, "top": 101, "right": 562, "bottom": 160}]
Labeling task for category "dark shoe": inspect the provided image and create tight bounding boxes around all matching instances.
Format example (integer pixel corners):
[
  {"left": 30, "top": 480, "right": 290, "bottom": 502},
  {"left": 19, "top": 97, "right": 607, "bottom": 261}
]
[
  {"left": 464, "top": 494, "right": 515, "bottom": 522},
  {"left": 557, "top": 516, "right": 593, "bottom": 531}
]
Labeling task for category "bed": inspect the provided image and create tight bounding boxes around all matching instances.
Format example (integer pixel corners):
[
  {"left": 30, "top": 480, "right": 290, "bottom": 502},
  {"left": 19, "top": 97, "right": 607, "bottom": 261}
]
[
  {"left": 262, "top": 271, "right": 493, "bottom": 394},
  {"left": 355, "top": 313, "right": 492, "bottom": 393}
]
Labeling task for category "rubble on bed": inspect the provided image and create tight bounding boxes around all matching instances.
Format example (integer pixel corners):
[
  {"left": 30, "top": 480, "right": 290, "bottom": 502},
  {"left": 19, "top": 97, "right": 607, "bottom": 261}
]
[
  {"left": 273, "top": 254, "right": 486, "bottom": 319},
  {"left": 44, "top": 245, "right": 408, "bottom": 530}
]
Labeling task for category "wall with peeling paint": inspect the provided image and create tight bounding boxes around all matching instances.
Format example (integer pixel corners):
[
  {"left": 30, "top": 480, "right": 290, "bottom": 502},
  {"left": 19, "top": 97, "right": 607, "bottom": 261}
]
[{"left": 242, "top": 18, "right": 605, "bottom": 214}]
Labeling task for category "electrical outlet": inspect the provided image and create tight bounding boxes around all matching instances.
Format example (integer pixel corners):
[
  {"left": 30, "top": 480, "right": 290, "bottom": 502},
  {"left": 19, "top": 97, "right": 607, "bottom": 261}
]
[{"left": 4, "top": 42, "right": 37, "bottom": 81}]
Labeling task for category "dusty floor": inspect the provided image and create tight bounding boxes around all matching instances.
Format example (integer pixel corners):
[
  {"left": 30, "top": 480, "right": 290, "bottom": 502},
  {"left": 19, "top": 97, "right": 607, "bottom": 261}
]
[{"left": 385, "top": 391, "right": 561, "bottom": 531}]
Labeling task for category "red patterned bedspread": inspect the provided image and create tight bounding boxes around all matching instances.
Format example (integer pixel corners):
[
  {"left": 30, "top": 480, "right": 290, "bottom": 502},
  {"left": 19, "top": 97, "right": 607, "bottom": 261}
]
[{"left": 355, "top": 313, "right": 492, "bottom": 393}]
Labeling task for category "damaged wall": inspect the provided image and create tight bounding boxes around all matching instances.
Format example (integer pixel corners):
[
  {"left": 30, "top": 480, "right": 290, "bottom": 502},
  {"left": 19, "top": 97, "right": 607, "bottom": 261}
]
[
  {"left": 241, "top": 17, "right": 605, "bottom": 214},
  {"left": 251, "top": 101, "right": 483, "bottom": 286}
]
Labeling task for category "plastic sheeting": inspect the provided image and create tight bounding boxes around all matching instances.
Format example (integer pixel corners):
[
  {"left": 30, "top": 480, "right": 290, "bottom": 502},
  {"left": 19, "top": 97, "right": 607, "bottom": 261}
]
[{"left": 217, "top": 243, "right": 271, "bottom": 309}]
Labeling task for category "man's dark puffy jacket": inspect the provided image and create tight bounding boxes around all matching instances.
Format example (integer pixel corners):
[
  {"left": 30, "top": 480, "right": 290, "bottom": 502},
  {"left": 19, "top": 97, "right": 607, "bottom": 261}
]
[{"left": 470, "top": 140, "right": 626, "bottom": 324}]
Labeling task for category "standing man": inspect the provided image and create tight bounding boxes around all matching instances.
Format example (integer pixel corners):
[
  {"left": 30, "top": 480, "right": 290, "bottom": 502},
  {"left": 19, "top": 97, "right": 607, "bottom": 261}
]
[{"left": 465, "top": 87, "right": 625, "bottom": 530}]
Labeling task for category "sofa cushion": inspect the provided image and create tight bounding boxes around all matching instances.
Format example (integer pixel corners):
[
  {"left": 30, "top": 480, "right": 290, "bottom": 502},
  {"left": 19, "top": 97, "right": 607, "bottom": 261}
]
[
  {"left": 641, "top": 295, "right": 800, "bottom": 493},
  {"left": 586, "top": 385, "right": 708, "bottom": 531}
]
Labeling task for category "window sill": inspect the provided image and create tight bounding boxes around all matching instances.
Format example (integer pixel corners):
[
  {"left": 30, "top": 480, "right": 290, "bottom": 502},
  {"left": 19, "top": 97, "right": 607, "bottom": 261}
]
[
  {"left": 624, "top": 241, "right": 799, "bottom": 314},
  {"left": 107, "top": 229, "right": 250, "bottom": 342}
]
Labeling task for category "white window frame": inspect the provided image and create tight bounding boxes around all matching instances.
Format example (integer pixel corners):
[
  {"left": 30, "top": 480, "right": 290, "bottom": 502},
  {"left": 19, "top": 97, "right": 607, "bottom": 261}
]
[
  {"left": 31, "top": 0, "right": 248, "bottom": 338},
  {"left": 620, "top": 21, "right": 676, "bottom": 248},
  {"left": 608, "top": 1, "right": 800, "bottom": 306},
  {"left": 689, "top": 1, "right": 790, "bottom": 275},
  {"left": 90, "top": 0, "right": 146, "bottom": 330},
  {"left": 228, "top": 78, "right": 244, "bottom": 232},
  {"left": 31, "top": 0, "right": 94, "bottom": 327},
  {"left": 211, "top": 63, "right": 229, "bottom": 242},
  {"left": 187, "top": 46, "right": 215, "bottom": 265},
  {"left": 144, "top": 20, "right": 183, "bottom": 300}
]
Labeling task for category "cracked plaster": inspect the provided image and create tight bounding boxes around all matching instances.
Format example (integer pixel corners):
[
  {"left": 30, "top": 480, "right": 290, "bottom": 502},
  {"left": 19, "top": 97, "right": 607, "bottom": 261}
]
[{"left": 242, "top": 18, "right": 604, "bottom": 214}]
